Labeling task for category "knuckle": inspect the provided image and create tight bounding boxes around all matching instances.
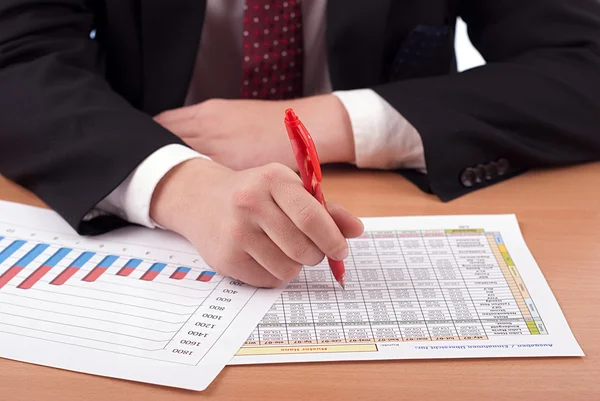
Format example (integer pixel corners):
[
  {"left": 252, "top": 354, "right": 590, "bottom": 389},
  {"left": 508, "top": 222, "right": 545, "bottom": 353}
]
[
  {"left": 232, "top": 186, "right": 260, "bottom": 211},
  {"left": 198, "top": 98, "right": 221, "bottom": 115},
  {"left": 279, "top": 262, "right": 302, "bottom": 281},
  {"left": 195, "top": 99, "right": 224, "bottom": 126},
  {"left": 296, "top": 202, "right": 320, "bottom": 230},
  {"left": 290, "top": 239, "right": 311, "bottom": 261},
  {"left": 289, "top": 239, "right": 322, "bottom": 265},
  {"left": 259, "top": 163, "right": 288, "bottom": 182}
]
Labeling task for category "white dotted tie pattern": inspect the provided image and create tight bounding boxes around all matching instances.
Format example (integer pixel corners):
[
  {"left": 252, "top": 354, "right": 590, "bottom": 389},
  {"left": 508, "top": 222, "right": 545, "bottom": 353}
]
[{"left": 241, "top": 0, "right": 303, "bottom": 100}]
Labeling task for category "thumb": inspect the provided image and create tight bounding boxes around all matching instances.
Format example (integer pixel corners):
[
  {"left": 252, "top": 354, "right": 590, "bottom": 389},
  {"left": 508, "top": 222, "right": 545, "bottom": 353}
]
[{"left": 326, "top": 202, "right": 364, "bottom": 239}]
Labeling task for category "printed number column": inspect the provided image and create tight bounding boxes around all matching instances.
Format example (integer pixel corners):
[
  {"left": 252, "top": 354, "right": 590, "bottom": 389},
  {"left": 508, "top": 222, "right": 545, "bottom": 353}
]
[
  {"left": 442, "top": 231, "right": 488, "bottom": 340},
  {"left": 342, "top": 233, "right": 376, "bottom": 342},
  {"left": 365, "top": 232, "right": 402, "bottom": 342},
  {"left": 282, "top": 270, "right": 318, "bottom": 344},
  {"left": 396, "top": 231, "right": 430, "bottom": 341},
  {"left": 255, "top": 297, "right": 288, "bottom": 345},
  {"left": 418, "top": 230, "right": 459, "bottom": 341},
  {"left": 305, "top": 263, "right": 347, "bottom": 344}
]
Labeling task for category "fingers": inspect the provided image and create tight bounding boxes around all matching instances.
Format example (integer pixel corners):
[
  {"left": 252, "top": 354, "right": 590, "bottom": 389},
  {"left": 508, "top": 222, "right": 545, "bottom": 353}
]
[
  {"left": 154, "top": 105, "right": 197, "bottom": 124},
  {"left": 267, "top": 166, "right": 349, "bottom": 261},
  {"left": 205, "top": 163, "right": 360, "bottom": 289},
  {"left": 153, "top": 105, "right": 204, "bottom": 139},
  {"left": 218, "top": 255, "right": 283, "bottom": 288},
  {"left": 154, "top": 114, "right": 197, "bottom": 139},
  {"left": 245, "top": 232, "right": 304, "bottom": 281},
  {"left": 326, "top": 201, "right": 364, "bottom": 238},
  {"left": 254, "top": 203, "right": 325, "bottom": 266}
]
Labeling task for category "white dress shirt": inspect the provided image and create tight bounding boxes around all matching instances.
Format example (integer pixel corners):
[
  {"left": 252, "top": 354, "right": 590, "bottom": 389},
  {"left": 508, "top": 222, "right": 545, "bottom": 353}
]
[{"left": 94, "top": 0, "right": 425, "bottom": 228}]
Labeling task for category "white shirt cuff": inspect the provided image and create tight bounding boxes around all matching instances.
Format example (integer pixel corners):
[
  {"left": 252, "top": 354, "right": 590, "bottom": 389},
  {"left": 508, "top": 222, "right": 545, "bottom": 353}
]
[
  {"left": 89, "top": 144, "right": 209, "bottom": 228},
  {"left": 332, "top": 88, "right": 427, "bottom": 172}
]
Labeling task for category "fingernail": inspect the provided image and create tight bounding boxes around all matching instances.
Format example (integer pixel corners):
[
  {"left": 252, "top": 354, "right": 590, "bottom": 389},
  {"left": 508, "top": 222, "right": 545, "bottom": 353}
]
[{"left": 333, "top": 247, "right": 349, "bottom": 261}]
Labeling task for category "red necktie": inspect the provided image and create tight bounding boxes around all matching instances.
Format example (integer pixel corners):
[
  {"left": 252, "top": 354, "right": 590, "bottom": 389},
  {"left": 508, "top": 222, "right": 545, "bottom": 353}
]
[{"left": 241, "top": 0, "right": 304, "bottom": 100}]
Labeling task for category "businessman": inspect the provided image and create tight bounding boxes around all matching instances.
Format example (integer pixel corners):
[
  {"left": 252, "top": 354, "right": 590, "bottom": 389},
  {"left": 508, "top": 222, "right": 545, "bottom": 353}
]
[{"left": 1, "top": 0, "right": 600, "bottom": 287}]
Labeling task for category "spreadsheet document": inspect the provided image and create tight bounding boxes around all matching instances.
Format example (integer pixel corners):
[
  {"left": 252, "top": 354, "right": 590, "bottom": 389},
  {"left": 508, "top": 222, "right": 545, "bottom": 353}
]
[{"left": 232, "top": 214, "right": 582, "bottom": 364}]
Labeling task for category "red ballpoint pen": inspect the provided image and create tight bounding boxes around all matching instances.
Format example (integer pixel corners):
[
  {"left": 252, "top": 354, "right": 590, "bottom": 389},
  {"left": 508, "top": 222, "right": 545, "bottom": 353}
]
[{"left": 283, "top": 108, "right": 347, "bottom": 289}]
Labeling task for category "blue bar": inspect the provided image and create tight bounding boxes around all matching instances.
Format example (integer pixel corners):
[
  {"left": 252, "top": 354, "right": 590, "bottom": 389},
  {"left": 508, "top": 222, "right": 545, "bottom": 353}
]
[
  {"left": 175, "top": 266, "right": 192, "bottom": 274},
  {"left": 44, "top": 248, "right": 72, "bottom": 266},
  {"left": 0, "top": 240, "right": 27, "bottom": 264},
  {"left": 14, "top": 244, "right": 49, "bottom": 267},
  {"left": 70, "top": 252, "right": 95, "bottom": 268},
  {"left": 125, "top": 258, "right": 143, "bottom": 268},
  {"left": 494, "top": 233, "right": 503, "bottom": 244},
  {"left": 98, "top": 255, "right": 119, "bottom": 268},
  {"left": 149, "top": 262, "right": 167, "bottom": 273}
]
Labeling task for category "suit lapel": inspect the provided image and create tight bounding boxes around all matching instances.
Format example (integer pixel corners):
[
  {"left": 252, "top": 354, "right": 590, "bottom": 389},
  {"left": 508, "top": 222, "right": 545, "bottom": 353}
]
[
  {"left": 326, "top": 0, "right": 391, "bottom": 90},
  {"left": 140, "top": 0, "right": 207, "bottom": 115}
]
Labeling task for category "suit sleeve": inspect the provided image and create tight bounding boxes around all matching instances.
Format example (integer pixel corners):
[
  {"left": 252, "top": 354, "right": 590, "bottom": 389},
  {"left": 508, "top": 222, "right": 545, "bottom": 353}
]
[
  {"left": 0, "top": 0, "right": 184, "bottom": 234},
  {"left": 373, "top": 0, "right": 600, "bottom": 200}
]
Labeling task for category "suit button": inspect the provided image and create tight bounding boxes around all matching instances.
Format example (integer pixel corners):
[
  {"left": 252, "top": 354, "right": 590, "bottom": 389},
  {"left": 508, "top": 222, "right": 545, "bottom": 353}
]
[
  {"left": 460, "top": 167, "right": 477, "bottom": 187},
  {"left": 474, "top": 165, "right": 486, "bottom": 183},
  {"left": 497, "top": 158, "right": 510, "bottom": 176},
  {"left": 485, "top": 163, "right": 498, "bottom": 180}
]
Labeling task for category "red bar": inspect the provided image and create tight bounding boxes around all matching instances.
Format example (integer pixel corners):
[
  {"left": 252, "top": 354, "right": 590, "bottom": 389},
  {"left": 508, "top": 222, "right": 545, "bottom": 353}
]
[
  {"left": 0, "top": 266, "right": 24, "bottom": 289},
  {"left": 117, "top": 266, "right": 136, "bottom": 277},
  {"left": 140, "top": 270, "right": 159, "bottom": 281},
  {"left": 17, "top": 265, "right": 53, "bottom": 289},
  {"left": 82, "top": 266, "right": 107, "bottom": 282},
  {"left": 197, "top": 272, "right": 214, "bottom": 282},
  {"left": 50, "top": 266, "right": 79, "bottom": 286},
  {"left": 170, "top": 271, "right": 187, "bottom": 280}
]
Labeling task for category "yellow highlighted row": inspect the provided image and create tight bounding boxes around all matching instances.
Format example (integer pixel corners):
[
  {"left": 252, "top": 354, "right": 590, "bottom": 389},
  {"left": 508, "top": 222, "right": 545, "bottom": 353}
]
[
  {"left": 236, "top": 344, "right": 378, "bottom": 356},
  {"left": 445, "top": 229, "right": 484, "bottom": 233},
  {"left": 526, "top": 321, "right": 540, "bottom": 334}
]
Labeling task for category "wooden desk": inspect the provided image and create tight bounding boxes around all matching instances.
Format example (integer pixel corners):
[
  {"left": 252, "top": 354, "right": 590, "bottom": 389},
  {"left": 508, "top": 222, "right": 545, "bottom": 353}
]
[{"left": 1, "top": 164, "right": 599, "bottom": 401}]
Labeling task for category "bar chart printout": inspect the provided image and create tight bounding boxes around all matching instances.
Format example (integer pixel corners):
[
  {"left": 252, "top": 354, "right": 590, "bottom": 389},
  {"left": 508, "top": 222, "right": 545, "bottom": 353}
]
[
  {"left": 0, "top": 201, "right": 283, "bottom": 391},
  {"left": 232, "top": 215, "right": 583, "bottom": 364}
]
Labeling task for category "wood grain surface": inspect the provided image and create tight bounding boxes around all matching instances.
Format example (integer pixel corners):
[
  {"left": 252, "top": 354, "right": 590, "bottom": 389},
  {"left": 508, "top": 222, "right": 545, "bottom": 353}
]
[{"left": 0, "top": 164, "right": 598, "bottom": 401}]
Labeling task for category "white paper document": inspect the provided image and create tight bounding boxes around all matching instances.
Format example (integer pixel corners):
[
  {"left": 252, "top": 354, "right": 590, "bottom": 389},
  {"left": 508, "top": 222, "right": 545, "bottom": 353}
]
[
  {"left": 0, "top": 201, "right": 283, "bottom": 391},
  {"left": 232, "top": 215, "right": 583, "bottom": 364}
]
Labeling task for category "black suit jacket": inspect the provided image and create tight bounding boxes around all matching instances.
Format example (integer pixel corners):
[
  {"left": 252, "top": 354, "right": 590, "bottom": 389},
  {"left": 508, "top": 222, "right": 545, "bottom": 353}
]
[{"left": 1, "top": 0, "right": 600, "bottom": 234}]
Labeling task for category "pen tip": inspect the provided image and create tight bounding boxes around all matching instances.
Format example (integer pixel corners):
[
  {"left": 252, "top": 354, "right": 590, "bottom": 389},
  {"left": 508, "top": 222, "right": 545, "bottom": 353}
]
[{"left": 337, "top": 275, "right": 346, "bottom": 290}]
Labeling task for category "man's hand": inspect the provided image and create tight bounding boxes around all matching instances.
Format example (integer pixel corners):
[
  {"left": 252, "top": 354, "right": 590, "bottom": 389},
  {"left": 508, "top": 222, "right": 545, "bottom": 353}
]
[
  {"left": 154, "top": 95, "right": 356, "bottom": 171},
  {"left": 150, "top": 158, "right": 364, "bottom": 288}
]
